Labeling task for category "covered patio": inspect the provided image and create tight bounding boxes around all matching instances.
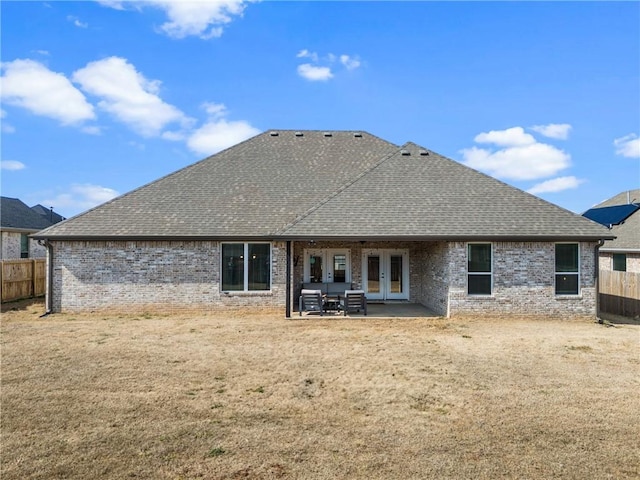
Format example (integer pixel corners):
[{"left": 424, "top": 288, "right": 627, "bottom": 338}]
[{"left": 296, "top": 301, "right": 440, "bottom": 319}]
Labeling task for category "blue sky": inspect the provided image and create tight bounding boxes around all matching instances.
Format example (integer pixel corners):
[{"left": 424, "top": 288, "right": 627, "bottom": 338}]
[{"left": 1, "top": 1, "right": 639, "bottom": 218}]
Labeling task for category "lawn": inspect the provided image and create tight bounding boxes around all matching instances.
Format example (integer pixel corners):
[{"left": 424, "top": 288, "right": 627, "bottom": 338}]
[{"left": 1, "top": 299, "right": 639, "bottom": 479}]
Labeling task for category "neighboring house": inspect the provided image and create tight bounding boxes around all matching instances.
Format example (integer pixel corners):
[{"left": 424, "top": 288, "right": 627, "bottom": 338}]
[
  {"left": 31, "top": 204, "right": 66, "bottom": 225},
  {"left": 0, "top": 197, "right": 62, "bottom": 259},
  {"left": 34, "top": 130, "right": 612, "bottom": 317},
  {"left": 582, "top": 189, "right": 639, "bottom": 273}
]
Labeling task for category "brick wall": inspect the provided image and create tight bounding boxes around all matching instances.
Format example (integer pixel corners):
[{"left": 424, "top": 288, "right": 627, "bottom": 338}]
[
  {"left": 50, "top": 239, "right": 598, "bottom": 317},
  {"left": 51, "top": 240, "right": 287, "bottom": 313},
  {"left": 599, "top": 251, "right": 640, "bottom": 273},
  {"left": 448, "top": 241, "right": 598, "bottom": 317},
  {"left": 1, "top": 231, "right": 46, "bottom": 259}
]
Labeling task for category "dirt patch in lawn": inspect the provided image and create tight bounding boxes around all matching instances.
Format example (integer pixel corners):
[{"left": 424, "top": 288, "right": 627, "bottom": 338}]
[{"left": 2, "top": 299, "right": 639, "bottom": 479}]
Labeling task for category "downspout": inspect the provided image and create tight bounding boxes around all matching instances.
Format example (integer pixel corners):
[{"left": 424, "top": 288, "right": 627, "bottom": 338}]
[
  {"left": 40, "top": 239, "right": 54, "bottom": 316},
  {"left": 595, "top": 239, "right": 605, "bottom": 321}
]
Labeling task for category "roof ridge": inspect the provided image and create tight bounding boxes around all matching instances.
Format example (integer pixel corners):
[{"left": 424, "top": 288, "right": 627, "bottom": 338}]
[{"left": 274, "top": 143, "right": 403, "bottom": 235}]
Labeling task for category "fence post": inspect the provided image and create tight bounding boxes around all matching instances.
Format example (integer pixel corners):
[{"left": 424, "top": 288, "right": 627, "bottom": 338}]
[{"left": 32, "top": 259, "right": 37, "bottom": 297}]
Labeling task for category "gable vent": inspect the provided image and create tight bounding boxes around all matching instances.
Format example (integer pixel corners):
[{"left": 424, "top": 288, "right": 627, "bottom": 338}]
[
  {"left": 419, "top": 150, "right": 429, "bottom": 156},
  {"left": 323, "top": 132, "right": 333, "bottom": 137},
  {"left": 269, "top": 131, "right": 279, "bottom": 136},
  {"left": 353, "top": 132, "right": 363, "bottom": 138},
  {"left": 295, "top": 132, "right": 304, "bottom": 137},
  {"left": 400, "top": 149, "right": 411, "bottom": 156}
]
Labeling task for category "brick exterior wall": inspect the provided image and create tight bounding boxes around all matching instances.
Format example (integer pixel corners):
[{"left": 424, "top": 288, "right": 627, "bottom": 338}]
[
  {"left": 448, "top": 242, "right": 598, "bottom": 317},
  {"left": 599, "top": 251, "right": 640, "bottom": 273},
  {"left": 50, "top": 240, "right": 287, "bottom": 313},
  {"left": 1, "top": 231, "right": 46, "bottom": 259},
  {"left": 50, "top": 239, "right": 598, "bottom": 317}
]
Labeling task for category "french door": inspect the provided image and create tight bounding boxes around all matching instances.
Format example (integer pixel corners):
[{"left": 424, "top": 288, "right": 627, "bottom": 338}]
[
  {"left": 362, "top": 249, "right": 409, "bottom": 300},
  {"left": 304, "top": 249, "right": 351, "bottom": 283}
]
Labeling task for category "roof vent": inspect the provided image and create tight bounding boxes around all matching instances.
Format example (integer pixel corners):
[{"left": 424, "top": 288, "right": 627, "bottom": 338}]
[
  {"left": 400, "top": 149, "right": 411, "bottom": 156},
  {"left": 323, "top": 132, "right": 333, "bottom": 137},
  {"left": 295, "top": 131, "right": 304, "bottom": 137},
  {"left": 419, "top": 150, "right": 429, "bottom": 156},
  {"left": 353, "top": 132, "right": 363, "bottom": 138},
  {"left": 269, "top": 131, "right": 279, "bottom": 136}
]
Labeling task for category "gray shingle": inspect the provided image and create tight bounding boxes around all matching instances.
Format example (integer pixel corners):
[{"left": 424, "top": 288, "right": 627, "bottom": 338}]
[
  {"left": 1, "top": 197, "right": 55, "bottom": 231},
  {"left": 35, "top": 132, "right": 612, "bottom": 241},
  {"left": 281, "top": 143, "right": 612, "bottom": 240}
]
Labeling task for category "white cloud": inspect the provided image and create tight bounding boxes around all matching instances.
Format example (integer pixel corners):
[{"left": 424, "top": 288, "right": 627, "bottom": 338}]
[
  {"left": 187, "top": 102, "right": 259, "bottom": 156},
  {"left": 67, "top": 15, "right": 88, "bottom": 28},
  {"left": 73, "top": 56, "right": 191, "bottom": 137},
  {"left": 99, "top": 0, "right": 251, "bottom": 39},
  {"left": 296, "top": 49, "right": 362, "bottom": 81},
  {"left": 41, "top": 184, "right": 119, "bottom": 214},
  {"left": 297, "top": 49, "right": 319, "bottom": 62},
  {"left": 474, "top": 126, "right": 536, "bottom": 147},
  {"left": 187, "top": 119, "right": 259, "bottom": 156},
  {"left": 0, "top": 108, "right": 15, "bottom": 133},
  {"left": 340, "top": 54, "right": 361, "bottom": 70},
  {"left": 297, "top": 63, "right": 333, "bottom": 82},
  {"left": 0, "top": 59, "right": 95, "bottom": 125},
  {"left": 614, "top": 133, "right": 640, "bottom": 158},
  {"left": 1, "top": 160, "right": 26, "bottom": 171},
  {"left": 461, "top": 128, "right": 571, "bottom": 181},
  {"left": 530, "top": 123, "right": 572, "bottom": 140},
  {"left": 527, "top": 176, "right": 585, "bottom": 195}
]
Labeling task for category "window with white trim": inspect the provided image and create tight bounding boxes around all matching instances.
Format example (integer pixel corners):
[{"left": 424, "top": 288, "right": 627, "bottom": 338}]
[
  {"left": 467, "top": 243, "right": 492, "bottom": 295},
  {"left": 221, "top": 243, "right": 271, "bottom": 291},
  {"left": 555, "top": 243, "right": 579, "bottom": 295}
]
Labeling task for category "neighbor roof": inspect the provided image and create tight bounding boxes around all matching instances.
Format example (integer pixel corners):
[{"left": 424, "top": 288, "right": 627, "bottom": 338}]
[
  {"left": 1, "top": 197, "right": 56, "bottom": 232},
  {"left": 31, "top": 204, "right": 66, "bottom": 224},
  {"left": 585, "top": 189, "right": 639, "bottom": 252},
  {"left": 35, "top": 130, "right": 612, "bottom": 242}
]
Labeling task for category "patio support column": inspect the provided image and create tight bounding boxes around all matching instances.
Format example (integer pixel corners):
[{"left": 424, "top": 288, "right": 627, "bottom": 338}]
[{"left": 285, "top": 240, "right": 292, "bottom": 318}]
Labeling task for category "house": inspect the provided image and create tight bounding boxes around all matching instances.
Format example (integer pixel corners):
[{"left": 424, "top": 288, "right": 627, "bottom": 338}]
[
  {"left": 0, "top": 197, "right": 61, "bottom": 259},
  {"left": 582, "top": 189, "right": 639, "bottom": 273},
  {"left": 31, "top": 204, "right": 66, "bottom": 225},
  {"left": 33, "top": 130, "right": 613, "bottom": 317}
]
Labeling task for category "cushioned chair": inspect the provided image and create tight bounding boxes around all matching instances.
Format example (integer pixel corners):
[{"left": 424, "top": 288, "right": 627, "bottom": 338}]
[
  {"left": 299, "top": 289, "right": 324, "bottom": 316},
  {"left": 341, "top": 290, "right": 367, "bottom": 316}
]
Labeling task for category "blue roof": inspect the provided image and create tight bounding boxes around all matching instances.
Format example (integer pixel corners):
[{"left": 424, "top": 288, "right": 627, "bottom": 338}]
[{"left": 582, "top": 204, "right": 639, "bottom": 227}]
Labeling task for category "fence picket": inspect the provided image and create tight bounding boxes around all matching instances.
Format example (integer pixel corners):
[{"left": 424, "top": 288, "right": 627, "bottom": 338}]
[{"left": 0, "top": 259, "right": 46, "bottom": 303}]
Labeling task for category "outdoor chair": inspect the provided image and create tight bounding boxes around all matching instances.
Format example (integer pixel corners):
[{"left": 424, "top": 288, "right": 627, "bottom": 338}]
[
  {"left": 299, "top": 289, "right": 324, "bottom": 316},
  {"left": 341, "top": 290, "right": 367, "bottom": 316}
]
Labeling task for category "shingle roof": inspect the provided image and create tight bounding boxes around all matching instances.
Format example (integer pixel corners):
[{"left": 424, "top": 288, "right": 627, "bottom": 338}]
[
  {"left": 34, "top": 131, "right": 613, "bottom": 241},
  {"left": 31, "top": 204, "right": 66, "bottom": 224},
  {"left": 1, "top": 197, "right": 55, "bottom": 231},
  {"left": 587, "top": 189, "right": 639, "bottom": 251}
]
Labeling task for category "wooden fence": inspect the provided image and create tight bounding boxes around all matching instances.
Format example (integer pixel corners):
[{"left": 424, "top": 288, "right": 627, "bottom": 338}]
[
  {"left": 599, "top": 270, "right": 640, "bottom": 318},
  {"left": 0, "top": 259, "right": 46, "bottom": 303}
]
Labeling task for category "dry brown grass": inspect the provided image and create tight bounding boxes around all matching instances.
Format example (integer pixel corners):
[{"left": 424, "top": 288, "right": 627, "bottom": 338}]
[{"left": 2, "top": 299, "right": 639, "bottom": 479}]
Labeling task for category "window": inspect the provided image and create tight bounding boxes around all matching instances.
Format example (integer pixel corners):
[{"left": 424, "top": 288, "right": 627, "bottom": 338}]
[
  {"left": 613, "top": 253, "right": 627, "bottom": 272},
  {"left": 467, "top": 243, "right": 492, "bottom": 295},
  {"left": 221, "top": 243, "right": 271, "bottom": 291},
  {"left": 555, "top": 243, "right": 579, "bottom": 295},
  {"left": 20, "top": 234, "right": 29, "bottom": 258}
]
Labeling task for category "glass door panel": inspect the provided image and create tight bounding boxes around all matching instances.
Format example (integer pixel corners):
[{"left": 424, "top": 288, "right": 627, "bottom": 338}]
[
  {"left": 367, "top": 255, "right": 381, "bottom": 294},
  {"left": 310, "top": 255, "right": 323, "bottom": 283},
  {"left": 389, "top": 255, "right": 403, "bottom": 294}
]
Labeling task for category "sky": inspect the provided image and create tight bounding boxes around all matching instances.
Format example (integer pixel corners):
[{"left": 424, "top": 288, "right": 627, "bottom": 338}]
[{"left": 1, "top": 0, "right": 639, "bottom": 219}]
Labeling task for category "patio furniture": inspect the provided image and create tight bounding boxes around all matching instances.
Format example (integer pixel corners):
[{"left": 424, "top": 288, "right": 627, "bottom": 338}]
[
  {"left": 299, "top": 289, "right": 324, "bottom": 316},
  {"left": 341, "top": 290, "right": 367, "bottom": 316}
]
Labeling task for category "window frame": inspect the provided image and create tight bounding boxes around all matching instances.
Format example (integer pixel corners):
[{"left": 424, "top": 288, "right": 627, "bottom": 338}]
[
  {"left": 612, "top": 253, "right": 627, "bottom": 272},
  {"left": 220, "top": 242, "right": 271, "bottom": 292},
  {"left": 555, "top": 243, "right": 580, "bottom": 296},
  {"left": 20, "top": 233, "right": 29, "bottom": 259},
  {"left": 467, "top": 243, "right": 493, "bottom": 296}
]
